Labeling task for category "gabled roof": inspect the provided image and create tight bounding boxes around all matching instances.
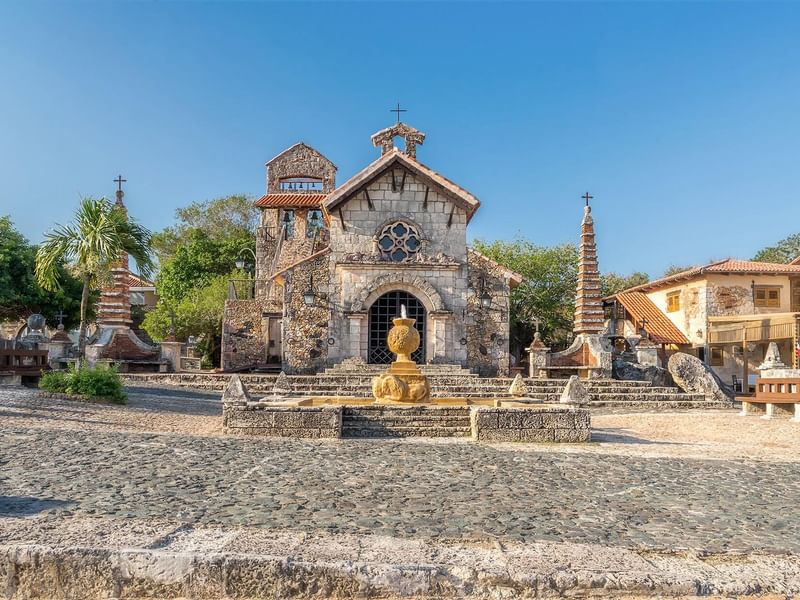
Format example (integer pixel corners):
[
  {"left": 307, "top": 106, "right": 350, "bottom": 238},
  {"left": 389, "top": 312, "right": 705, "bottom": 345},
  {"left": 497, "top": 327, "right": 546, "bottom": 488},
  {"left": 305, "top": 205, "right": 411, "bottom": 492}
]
[
  {"left": 254, "top": 193, "right": 327, "bottom": 208},
  {"left": 622, "top": 259, "right": 800, "bottom": 294},
  {"left": 468, "top": 248, "right": 524, "bottom": 288},
  {"left": 791, "top": 255, "right": 800, "bottom": 266},
  {"left": 266, "top": 142, "right": 337, "bottom": 169},
  {"left": 614, "top": 291, "right": 689, "bottom": 345},
  {"left": 323, "top": 149, "right": 481, "bottom": 222}
]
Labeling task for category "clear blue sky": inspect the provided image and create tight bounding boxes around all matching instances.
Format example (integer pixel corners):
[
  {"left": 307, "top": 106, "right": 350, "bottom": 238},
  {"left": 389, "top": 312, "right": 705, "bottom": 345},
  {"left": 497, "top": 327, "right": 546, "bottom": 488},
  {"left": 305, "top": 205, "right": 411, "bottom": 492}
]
[{"left": 1, "top": 1, "right": 798, "bottom": 277}]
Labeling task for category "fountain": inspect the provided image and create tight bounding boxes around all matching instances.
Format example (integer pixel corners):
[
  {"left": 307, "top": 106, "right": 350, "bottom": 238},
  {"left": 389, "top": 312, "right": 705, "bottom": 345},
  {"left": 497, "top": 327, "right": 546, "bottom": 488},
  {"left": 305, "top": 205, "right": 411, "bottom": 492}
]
[
  {"left": 371, "top": 304, "right": 431, "bottom": 403},
  {"left": 221, "top": 305, "right": 591, "bottom": 442}
]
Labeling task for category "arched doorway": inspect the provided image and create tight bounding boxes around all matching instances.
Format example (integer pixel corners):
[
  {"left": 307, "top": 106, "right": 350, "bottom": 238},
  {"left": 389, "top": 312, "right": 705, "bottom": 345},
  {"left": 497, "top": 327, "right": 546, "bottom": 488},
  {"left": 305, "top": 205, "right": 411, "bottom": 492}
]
[{"left": 368, "top": 291, "right": 426, "bottom": 364}]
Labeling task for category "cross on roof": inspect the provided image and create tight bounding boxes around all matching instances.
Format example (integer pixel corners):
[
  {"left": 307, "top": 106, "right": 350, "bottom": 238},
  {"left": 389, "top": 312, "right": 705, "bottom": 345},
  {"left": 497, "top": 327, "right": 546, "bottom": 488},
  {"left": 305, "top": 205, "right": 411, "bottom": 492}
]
[
  {"left": 55, "top": 310, "right": 67, "bottom": 326},
  {"left": 114, "top": 175, "right": 126, "bottom": 192},
  {"left": 390, "top": 102, "right": 407, "bottom": 124},
  {"left": 582, "top": 192, "right": 593, "bottom": 207},
  {"left": 638, "top": 318, "right": 650, "bottom": 333}
]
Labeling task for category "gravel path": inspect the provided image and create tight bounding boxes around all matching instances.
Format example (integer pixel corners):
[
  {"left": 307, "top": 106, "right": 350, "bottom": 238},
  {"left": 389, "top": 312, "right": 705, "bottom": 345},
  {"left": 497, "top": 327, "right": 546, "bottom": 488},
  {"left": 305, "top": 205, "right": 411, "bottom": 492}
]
[{"left": 2, "top": 386, "right": 799, "bottom": 555}]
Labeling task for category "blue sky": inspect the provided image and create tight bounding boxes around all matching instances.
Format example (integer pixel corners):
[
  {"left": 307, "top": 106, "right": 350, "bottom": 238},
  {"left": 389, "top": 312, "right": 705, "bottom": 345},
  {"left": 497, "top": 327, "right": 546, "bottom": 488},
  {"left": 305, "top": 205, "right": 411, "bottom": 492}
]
[{"left": 1, "top": 1, "right": 798, "bottom": 277}]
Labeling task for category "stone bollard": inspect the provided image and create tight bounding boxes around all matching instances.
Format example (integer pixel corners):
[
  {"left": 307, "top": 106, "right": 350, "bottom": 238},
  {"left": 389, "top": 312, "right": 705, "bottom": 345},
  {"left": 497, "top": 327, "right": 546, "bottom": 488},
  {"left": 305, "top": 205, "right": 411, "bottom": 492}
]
[{"left": 159, "top": 340, "right": 183, "bottom": 373}]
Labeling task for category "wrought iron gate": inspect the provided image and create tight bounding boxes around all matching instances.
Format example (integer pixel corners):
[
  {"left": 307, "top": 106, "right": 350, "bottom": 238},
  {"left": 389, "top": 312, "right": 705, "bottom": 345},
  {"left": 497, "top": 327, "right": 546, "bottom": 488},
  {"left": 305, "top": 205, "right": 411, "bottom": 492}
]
[{"left": 368, "top": 291, "right": 426, "bottom": 364}]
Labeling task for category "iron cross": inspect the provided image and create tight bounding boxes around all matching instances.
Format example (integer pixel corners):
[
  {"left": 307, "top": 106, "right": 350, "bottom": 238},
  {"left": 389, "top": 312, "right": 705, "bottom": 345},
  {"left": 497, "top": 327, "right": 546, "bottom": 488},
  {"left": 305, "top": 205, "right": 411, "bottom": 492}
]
[
  {"left": 55, "top": 310, "right": 67, "bottom": 326},
  {"left": 114, "top": 175, "right": 127, "bottom": 192},
  {"left": 582, "top": 192, "right": 593, "bottom": 207},
  {"left": 390, "top": 102, "right": 407, "bottom": 124}
]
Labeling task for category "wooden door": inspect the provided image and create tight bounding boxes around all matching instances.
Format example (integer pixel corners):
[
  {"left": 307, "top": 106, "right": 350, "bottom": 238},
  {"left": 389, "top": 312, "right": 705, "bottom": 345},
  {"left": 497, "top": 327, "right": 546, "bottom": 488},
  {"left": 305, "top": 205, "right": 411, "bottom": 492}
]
[{"left": 792, "top": 280, "right": 800, "bottom": 312}]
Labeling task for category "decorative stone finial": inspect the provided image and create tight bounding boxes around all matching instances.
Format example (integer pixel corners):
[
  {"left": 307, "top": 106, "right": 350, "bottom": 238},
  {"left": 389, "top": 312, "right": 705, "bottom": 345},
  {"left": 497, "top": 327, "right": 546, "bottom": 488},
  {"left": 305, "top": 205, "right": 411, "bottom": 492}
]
[
  {"left": 509, "top": 373, "right": 528, "bottom": 397},
  {"left": 560, "top": 375, "right": 588, "bottom": 405}
]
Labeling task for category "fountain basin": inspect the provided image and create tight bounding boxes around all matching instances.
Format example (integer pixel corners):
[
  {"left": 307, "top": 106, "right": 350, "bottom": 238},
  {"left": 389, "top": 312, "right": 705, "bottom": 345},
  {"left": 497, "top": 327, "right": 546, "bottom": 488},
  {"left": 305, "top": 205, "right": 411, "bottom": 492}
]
[{"left": 222, "top": 397, "right": 590, "bottom": 443}]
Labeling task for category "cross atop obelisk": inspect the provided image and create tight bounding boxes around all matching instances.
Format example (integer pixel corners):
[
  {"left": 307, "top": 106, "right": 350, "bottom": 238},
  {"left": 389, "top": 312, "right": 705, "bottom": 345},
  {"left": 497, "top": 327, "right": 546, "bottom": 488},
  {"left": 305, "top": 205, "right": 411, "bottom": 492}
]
[
  {"left": 114, "top": 174, "right": 126, "bottom": 206},
  {"left": 582, "top": 191, "right": 593, "bottom": 207}
]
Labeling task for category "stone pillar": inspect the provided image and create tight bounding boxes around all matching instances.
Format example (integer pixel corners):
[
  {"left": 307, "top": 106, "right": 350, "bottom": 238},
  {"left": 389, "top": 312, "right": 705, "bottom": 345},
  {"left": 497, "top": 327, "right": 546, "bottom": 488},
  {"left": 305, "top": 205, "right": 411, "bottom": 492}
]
[
  {"left": 793, "top": 403, "right": 800, "bottom": 423},
  {"left": 527, "top": 333, "right": 551, "bottom": 378},
  {"left": 295, "top": 208, "right": 309, "bottom": 240},
  {"left": 348, "top": 313, "right": 367, "bottom": 360},
  {"left": 762, "top": 402, "right": 775, "bottom": 420},
  {"left": 160, "top": 341, "right": 183, "bottom": 373},
  {"left": 430, "top": 312, "right": 450, "bottom": 363}
]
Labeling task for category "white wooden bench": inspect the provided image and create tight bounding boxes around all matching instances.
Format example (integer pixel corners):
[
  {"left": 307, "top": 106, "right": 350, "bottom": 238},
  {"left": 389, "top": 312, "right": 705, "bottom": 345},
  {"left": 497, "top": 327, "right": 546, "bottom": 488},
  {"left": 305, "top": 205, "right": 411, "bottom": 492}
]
[{"left": 737, "top": 377, "right": 800, "bottom": 421}]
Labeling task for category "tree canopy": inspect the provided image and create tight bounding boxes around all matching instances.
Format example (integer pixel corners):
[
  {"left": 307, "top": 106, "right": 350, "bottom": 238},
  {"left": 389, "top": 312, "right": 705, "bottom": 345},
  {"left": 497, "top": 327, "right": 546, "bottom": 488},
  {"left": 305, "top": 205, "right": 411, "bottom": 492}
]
[
  {"left": 152, "top": 194, "right": 257, "bottom": 263},
  {"left": 752, "top": 233, "right": 800, "bottom": 264},
  {"left": 0, "top": 215, "right": 85, "bottom": 329},
  {"left": 600, "top": 271, "right": 650, "bottom": 297},
  {"left": 473, "top": 238, "right": 579, "bottom": 353}
]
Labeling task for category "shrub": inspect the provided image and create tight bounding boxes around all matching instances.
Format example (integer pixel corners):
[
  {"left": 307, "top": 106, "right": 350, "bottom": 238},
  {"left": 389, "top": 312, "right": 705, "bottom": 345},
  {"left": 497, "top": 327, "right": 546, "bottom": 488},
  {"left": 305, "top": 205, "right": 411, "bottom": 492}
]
[
  {"left": 38, "top": 364, "right": 127, "bottom": 404},
  {"left": 39, "top": 370, "right": 71, "bottom": 394}
]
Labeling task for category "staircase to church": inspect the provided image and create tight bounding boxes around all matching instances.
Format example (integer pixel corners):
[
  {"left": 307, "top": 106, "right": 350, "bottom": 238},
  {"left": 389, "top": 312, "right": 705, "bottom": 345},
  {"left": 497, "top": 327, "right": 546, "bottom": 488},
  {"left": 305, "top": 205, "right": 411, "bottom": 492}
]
[
  {"left": 123, "top": 362, "right": 722, "bottom": 408},
  {"left": 341, "top": 405, "right": 473, "bottom": 438}
]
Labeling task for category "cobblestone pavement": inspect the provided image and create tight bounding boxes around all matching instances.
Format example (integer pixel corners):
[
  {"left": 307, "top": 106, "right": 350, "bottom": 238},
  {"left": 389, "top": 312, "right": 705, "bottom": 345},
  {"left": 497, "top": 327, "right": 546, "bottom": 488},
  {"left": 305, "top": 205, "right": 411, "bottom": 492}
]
[{"left": 1, "top": 387, "right": 799, "bottom": 556}]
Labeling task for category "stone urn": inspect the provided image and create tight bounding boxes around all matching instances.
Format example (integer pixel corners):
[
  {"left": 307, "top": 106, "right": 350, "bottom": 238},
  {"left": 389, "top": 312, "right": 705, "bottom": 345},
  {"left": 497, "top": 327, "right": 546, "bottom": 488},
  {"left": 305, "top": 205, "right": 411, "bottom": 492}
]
[{"left": 386, "top": 317, "right": 420, "bottom": 364}]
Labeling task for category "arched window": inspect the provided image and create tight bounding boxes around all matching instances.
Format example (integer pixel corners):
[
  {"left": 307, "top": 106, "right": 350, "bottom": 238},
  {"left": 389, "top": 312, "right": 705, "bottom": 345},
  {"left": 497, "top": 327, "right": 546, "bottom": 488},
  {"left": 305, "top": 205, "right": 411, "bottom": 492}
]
[{"left": 377, "top": 221, "right": 421, "bottom": 262}]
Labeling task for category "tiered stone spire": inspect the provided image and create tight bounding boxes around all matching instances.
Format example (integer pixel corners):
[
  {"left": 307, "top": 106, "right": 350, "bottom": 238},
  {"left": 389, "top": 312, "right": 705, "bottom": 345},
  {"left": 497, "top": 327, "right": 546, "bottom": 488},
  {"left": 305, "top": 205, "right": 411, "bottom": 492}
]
[
  {"left": 95, "top": 177, "right": 132, "bottom": 328},
  {"left": 573, "top": 203, "right": 604, "bottom": 334}
]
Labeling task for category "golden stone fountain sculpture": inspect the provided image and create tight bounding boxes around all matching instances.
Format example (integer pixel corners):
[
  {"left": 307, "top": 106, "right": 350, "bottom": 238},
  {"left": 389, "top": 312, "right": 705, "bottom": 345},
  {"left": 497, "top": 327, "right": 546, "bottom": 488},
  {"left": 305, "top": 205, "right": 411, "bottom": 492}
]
[{"left": 371, "top": 305, "right": 431, "bottom": 403}]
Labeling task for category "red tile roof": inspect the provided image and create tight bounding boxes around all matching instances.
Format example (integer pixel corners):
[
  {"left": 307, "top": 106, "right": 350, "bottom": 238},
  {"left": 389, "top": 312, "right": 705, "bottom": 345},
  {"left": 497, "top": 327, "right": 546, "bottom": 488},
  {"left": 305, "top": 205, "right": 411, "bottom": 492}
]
[
  {"left": 622, "top": 259, "right": 800, "bottom": 294},
  {"left": 615, "top": 292, "right": 689, "bottom": 345},
  {"left": 254, "top": 193, "right": 327, "bottom": 208},
  {"left": 128, "top": 273, "right": 154, "bottom": 288}
]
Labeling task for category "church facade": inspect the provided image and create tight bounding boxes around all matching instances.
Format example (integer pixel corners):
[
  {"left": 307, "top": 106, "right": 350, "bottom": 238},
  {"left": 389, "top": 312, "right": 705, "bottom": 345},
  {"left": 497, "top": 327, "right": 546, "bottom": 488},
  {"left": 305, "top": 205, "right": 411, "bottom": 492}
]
[{"left": 221, "top": 122, "right": 521, "bottom": 376}]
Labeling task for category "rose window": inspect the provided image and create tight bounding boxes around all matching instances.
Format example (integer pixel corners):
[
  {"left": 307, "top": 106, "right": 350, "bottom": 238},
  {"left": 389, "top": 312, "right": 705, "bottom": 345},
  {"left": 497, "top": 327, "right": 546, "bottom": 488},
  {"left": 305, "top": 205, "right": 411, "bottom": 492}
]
[{"left": 377, "top": 221, "right": 421, "bottom": 262}]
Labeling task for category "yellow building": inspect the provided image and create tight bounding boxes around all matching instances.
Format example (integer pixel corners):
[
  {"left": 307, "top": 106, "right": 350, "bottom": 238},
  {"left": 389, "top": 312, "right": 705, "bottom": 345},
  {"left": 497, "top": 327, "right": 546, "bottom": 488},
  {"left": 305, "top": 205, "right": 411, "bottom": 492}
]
[{"left": 607, "top": 259, "right": 800, "bottom": 390}]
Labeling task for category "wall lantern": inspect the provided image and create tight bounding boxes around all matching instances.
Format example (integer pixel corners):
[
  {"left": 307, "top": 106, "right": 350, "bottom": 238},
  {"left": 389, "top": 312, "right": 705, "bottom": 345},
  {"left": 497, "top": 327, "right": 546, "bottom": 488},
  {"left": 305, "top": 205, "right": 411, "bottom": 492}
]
[
  {"left": 751, "top": 280, "right": 756, "bottom": 303},
  {"left": 235, "top": 247, "right": 256, "bottom": 272},
  {"left": 303, "top": 274, "right": 316, "bottom": 306},
  {"left": 478, "top": 277, "right": 493, "bottom": 309}
]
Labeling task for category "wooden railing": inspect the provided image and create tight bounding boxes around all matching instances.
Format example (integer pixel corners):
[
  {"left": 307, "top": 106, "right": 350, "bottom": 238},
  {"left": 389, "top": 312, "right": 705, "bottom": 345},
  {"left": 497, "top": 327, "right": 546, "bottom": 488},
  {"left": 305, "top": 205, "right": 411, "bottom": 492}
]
[
  {"left": 752, "top": 378, "right": 800, "bottom": 403},
  {"left": 708, "top": 318, "right": 798, "bottom": 344}
]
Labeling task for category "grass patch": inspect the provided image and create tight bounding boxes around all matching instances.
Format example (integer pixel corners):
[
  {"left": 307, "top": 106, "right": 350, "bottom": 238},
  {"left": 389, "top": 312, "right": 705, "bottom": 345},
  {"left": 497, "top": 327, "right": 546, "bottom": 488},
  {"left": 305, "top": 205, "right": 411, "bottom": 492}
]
[{"left": 39, "top": 364, "right": 127, "bottom": 404}]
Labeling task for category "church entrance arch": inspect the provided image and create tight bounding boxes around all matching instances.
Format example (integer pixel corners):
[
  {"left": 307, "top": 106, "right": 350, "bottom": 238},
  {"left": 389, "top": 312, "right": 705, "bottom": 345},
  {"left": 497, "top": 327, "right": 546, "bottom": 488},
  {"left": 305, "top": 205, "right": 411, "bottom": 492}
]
[{"left": 368, "top": 291, "right": 426, "bottom": 364}]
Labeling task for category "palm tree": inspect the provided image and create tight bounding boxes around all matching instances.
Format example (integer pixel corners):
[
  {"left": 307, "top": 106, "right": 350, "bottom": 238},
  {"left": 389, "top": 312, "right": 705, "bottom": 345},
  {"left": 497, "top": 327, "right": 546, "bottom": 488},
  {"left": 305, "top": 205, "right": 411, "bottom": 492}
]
[{"left": 35, "top": 197, "right": 154, "bottom": 366}]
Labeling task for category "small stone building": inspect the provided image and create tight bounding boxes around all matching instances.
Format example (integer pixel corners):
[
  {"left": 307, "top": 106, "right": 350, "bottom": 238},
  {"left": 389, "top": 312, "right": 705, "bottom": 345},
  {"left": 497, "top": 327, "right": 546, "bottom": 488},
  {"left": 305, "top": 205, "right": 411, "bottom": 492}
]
[{"left": 222, "top": 122, "right": 521, "bottom": 375}]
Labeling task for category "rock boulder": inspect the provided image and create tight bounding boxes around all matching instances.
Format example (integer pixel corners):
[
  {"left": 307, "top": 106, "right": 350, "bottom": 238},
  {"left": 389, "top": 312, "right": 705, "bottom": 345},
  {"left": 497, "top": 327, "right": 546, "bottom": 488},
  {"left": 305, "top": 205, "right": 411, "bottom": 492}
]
[
  {"left": 559, "top": 375, "right": 588, "bottom": 405},
  {"left": 667, "top": 352, "right": 733, "bottom": 403},
  {"left": 613, "top": 359, "right": 674, "bottom": 387}
]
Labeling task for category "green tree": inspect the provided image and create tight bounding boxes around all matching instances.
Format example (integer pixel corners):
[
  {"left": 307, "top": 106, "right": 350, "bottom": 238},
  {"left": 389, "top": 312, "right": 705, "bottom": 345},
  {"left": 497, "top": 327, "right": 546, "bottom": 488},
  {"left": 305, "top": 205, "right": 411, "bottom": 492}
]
[
  {"left": 663, "top": 264, "right": 694, "bottom": 277},
  {"left": 152, "top": 194, "right": 256, "bottom": 263},
  {"left": 35, "top": 198, "right": 154, "bottom": 365},
  {"left": 156, "top": 229, "right": 246, "bottom": 304},
  {"left": 601, "top": 271, "right": 650, "bottom": 297},
  {"left": 473, "top": 238, "right": 579, "bottom": 354},
  {"left": 142, "top": 273, "right": 231, "bottom": 366},
  {"left": 0, "top": 216, "right": 86, "bottom": 328},
  {"left": 752, "top": 233, "right": 800, "bottom": 264}
]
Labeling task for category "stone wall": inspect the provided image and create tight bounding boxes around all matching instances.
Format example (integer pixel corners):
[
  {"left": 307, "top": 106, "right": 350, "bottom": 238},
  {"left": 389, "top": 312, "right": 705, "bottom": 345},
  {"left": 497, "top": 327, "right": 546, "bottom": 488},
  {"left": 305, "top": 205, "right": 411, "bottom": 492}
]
[
  {"left": 472, "top": 406, "right": 591, "bottom": 443},
  {"left": 282, "top": 253, "right": 332, "bottom": 374},
  {"left": 221, "top": 298, "right": 275, "bottom": 371},
  {"left": 465, "top": 250, "right": 511, "bottom": 376},
  {"left": 223, "top": 404, "right": 342, "bottom": 438}
]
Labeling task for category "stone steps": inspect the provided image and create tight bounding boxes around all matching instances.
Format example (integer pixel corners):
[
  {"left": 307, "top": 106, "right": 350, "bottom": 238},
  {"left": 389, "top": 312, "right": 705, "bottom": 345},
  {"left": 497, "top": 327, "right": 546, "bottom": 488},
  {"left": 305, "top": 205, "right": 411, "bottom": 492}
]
[{"left": 341, "top": 405, "right": 473, "bottom": 438}]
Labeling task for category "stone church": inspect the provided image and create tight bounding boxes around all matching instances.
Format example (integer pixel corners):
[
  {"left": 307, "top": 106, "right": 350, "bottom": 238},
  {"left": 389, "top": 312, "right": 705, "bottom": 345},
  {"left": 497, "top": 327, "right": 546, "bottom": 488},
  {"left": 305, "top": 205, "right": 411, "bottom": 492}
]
[{"left": 222, "top": 121, "right": 521, "bottom": 376}]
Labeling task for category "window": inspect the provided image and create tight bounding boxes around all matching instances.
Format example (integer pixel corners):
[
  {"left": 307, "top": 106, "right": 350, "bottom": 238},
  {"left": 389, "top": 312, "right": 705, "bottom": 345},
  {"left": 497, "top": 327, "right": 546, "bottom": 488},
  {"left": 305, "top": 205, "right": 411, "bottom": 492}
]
[
  {"left": 754, "top": 286, "right": 781, "bottom": 308},
  {"left": 710, "top": 347, "right": 724, "bottom": 366},
  {"left": 666, "top": 291, "right": 681, "bottom": 313},
  {"left": 377, "top": 221, "right": 421, "bottom": 262}
]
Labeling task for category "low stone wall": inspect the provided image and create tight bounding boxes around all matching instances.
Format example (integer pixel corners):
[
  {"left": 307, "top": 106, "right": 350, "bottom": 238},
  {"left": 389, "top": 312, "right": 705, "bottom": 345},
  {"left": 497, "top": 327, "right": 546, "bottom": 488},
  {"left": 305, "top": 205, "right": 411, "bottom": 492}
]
[
  {"left": 472, "top": 407, "right": 591, "bottom": 443},
  {"left": 223, "top": 402, "right": 590, "bottom": 442},
  {"left": 223, "top": 404, "right": 342, "bottom": 438}
]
